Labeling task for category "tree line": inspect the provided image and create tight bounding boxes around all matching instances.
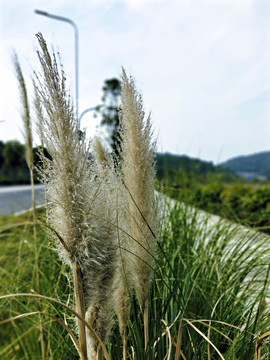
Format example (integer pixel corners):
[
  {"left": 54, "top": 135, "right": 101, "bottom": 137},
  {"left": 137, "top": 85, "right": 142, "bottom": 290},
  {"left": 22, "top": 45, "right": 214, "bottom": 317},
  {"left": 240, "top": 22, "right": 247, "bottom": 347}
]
[
  {"left": 161, "top": 168, "right": 270, "bottom": 235},
  {"left": 0, "top": 140, "right": 51, "bottom": 185},
  {"left": 0, "top": 77, "right": 120, "bottom": 185}
]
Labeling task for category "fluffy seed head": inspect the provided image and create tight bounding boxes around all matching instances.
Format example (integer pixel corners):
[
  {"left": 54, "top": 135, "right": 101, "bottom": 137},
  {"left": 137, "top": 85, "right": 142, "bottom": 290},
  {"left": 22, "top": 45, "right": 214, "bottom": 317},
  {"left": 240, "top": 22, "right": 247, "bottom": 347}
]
[
  {"left": 33, "top": 34, "right": 119, "bottom": 357},
  {"left": 119, "top": 68, "right": 158, "bottom": 308}
]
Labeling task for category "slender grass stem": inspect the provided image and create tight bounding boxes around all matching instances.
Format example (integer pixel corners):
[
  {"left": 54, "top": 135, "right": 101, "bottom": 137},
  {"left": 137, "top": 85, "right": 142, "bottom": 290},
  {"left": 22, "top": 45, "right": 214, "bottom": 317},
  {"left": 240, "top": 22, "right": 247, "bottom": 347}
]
[
  {"left": 123, "top": 328, "right": 127, "bottom": 360},
  {"left": 97, "top": 344, "right": 103, "bottom": 360},
  {"left": 143, "top": 299, "right": 149, "bottom": 352},
  {"left": 72, "top": 262, "right": 87, "bottom": 360}
]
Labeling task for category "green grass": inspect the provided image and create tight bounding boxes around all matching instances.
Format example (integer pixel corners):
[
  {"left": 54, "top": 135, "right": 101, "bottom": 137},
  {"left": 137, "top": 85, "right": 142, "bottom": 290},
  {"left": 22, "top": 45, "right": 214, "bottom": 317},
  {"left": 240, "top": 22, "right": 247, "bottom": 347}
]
[
  {"left": 153, "top": 199, "right": 270, "bottom": 358},
  {"left": 1, "top": 197, "right": 270, "bottom": 359},
  {"left": 0, "top": 211, "right": 78, "bottom": 359}
]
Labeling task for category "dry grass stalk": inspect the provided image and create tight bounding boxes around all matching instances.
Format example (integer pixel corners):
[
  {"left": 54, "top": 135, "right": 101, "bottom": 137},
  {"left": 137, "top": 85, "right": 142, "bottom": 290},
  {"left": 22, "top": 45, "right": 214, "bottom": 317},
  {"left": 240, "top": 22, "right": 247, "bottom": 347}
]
[
  {"left": 13, "top": 54, "right": 33, "bottom": 170},
  {"left": 114, "top": 265, "right": 130, "bottom": 360},
  {"left": 73, "top": 261, "right": 87, "bottom": 359},
  {"left": 119, "top": 68, "right": 158, "bottom": 350},
  {"left": 13, "top": 53, "right": 36, "bottom": 216},
  {"left": 13, "top": 52, "right": 47, "bottom": 358}
]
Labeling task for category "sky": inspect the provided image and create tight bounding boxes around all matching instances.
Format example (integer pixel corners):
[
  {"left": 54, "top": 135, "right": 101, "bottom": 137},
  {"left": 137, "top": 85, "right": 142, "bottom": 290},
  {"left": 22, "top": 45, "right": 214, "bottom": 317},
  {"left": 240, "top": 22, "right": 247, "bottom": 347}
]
[{"left": 0, "top": 0, "right": 269, "bottom": 164}]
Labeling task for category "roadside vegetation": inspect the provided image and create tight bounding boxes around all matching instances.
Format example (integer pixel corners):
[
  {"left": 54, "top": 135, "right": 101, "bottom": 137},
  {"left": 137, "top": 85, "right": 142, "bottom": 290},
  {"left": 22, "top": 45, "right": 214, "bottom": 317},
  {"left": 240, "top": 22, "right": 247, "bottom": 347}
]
[
  {"left": 1, "top": 195, "right": 270, "bottom": 359},
  {"left": 157, "top": 155, "right": 270, "bottom": 236},
  {"left": 0, "top": 33, "right": 270, "bottom": 359}
]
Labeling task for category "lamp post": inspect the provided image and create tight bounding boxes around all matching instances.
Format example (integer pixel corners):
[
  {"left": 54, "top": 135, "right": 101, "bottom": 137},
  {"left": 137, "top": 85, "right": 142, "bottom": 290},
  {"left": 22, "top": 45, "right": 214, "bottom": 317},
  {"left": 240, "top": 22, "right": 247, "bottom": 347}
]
[
  {"left": 78, "top": 105, "right": 104, "bottom": 130},
  {"left": 34, "top": 10, "right": 79, "bottom": 124}
]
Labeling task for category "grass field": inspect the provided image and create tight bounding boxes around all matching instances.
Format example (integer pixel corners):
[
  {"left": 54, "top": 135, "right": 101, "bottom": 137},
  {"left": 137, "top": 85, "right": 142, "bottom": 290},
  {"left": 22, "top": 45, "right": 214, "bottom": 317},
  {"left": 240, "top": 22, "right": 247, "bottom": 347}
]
[{"left": 1, "top": 195, "right": 270, "bottom": 359}]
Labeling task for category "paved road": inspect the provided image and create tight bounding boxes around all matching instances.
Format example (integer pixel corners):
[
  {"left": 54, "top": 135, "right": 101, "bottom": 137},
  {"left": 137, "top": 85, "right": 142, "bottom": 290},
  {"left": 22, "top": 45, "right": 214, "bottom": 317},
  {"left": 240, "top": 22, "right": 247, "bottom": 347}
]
[{"left": 0, "top": 185, "right": 45, "bottom": 215}]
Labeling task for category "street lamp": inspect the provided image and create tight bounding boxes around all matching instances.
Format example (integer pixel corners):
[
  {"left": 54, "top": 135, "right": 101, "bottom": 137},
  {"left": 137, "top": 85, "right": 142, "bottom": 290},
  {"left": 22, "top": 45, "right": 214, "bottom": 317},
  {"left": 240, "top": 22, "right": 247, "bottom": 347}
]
[
  {"left": 34, "top": 10, "right": 79, "bottom": 124},
  {"left": 77, "top": 105, "right": 104, "bottom": 141},
  {"left": 78, "top": 105, "right": 104, "bottom": 130}
]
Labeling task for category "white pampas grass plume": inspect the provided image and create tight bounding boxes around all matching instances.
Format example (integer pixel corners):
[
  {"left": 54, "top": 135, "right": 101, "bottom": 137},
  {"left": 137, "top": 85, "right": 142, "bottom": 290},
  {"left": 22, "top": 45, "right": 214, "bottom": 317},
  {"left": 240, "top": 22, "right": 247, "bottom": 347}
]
[
  {"left": 33, "top": 33, "right": 90, "bottom": 262},
  {"left": 113, "top": 260, "right": 130, "bottom": 360},
  {"left": 33, "top": 33, "right": 117, "bottom": 359},
  {"left": 93, "top": 136, "right": 132, "bottom": 360},
  {"left": 119, "top": 68, "right": 158, "bottom": 349},
  {"left": 92, "top": 136, "right": 109, "bottom": 165},
  {"left": 84, "top": 137, "right": 119, "bottom": 359},
  {"left": 34, "top": 32, "right": 90, "bottom": 359}
]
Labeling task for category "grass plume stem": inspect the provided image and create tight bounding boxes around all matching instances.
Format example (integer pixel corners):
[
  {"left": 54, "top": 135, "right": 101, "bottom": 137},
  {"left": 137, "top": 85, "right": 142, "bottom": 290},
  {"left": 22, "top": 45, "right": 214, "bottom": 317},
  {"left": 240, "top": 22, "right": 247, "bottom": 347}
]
[
  {"left": 73, "top": 262, "right": 87, "bottom": 360},
  {"left": 13, "top": 51, "right": 46, "bottom": 358}
]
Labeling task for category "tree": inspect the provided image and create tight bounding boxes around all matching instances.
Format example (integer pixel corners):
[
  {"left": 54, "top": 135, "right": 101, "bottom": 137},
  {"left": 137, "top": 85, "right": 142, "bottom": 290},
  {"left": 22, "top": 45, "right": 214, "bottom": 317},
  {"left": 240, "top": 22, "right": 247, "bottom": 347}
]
[
  {"left": 0, "top": 141, "right": 4, "bottom": 169},
  {"left": 1, "top": 140, "right": 28, "bottom": 183},
  {"left": 3, "top": 140, "right": 26, "bottom": 169},
  {"left": 96, "top": 78, "right": 121, "bottom": 157}
]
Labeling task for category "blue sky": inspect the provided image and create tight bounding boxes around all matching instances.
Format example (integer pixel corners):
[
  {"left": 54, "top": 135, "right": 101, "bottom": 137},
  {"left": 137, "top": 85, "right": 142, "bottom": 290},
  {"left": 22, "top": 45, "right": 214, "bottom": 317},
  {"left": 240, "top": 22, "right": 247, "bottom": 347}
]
[{"left": 0, "top": 0, "right": 269, "bottom": 163}]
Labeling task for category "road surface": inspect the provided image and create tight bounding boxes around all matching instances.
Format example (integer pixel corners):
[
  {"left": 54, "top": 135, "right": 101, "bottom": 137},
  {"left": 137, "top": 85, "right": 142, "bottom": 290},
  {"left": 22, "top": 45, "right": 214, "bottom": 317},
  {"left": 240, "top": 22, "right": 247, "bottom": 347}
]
[{"left": 0, "top": 185, "right": 45, "bottom": 215}]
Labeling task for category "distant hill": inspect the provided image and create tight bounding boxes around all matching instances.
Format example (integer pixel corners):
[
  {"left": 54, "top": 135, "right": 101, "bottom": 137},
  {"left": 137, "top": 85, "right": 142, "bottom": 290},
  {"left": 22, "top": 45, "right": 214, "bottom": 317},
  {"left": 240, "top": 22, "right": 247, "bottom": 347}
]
[
  {"left": 156, "top": 152, "right": 236, "bottom": 180},
  {"left": 220, "top": 151, "right": 270, "bottom": 177}
]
